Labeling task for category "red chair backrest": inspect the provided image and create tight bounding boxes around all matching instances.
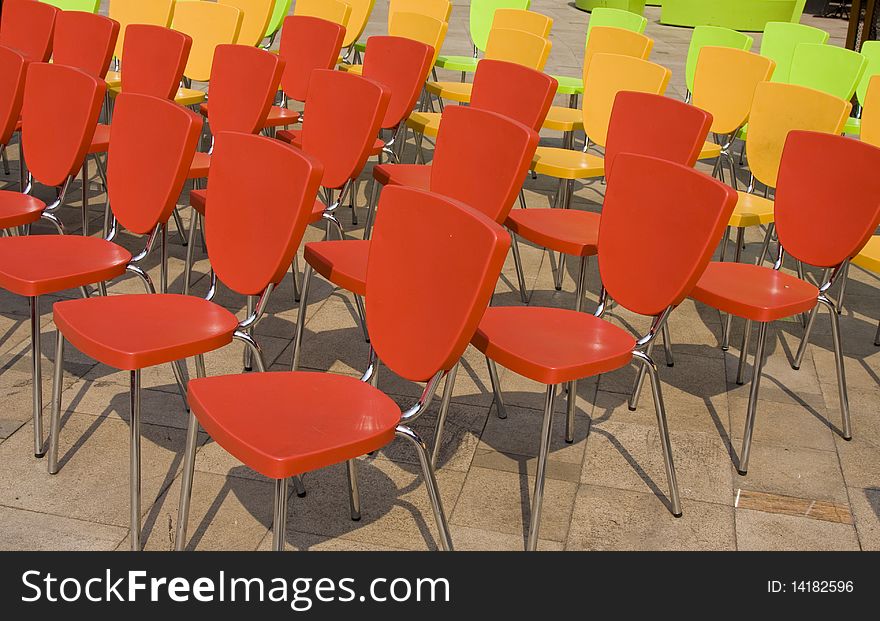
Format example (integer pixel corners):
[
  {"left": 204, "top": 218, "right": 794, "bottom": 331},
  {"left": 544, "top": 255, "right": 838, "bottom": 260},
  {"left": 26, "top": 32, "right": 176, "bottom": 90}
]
[
  {"left": 207, "top": 44, "right": 284, "bottom": 135},
  {"left": 205, "top": 131, "right": 324, "bottom": 296},
  {"left": 470, "top": 59, "right": 557, "bottom": 132},
  {"left": 52, "top": 11, "right": 119, "bottom": 80},
  {"left": 120, "top": 25, "right": 192, "bottom": 99},
  {"left": 604, "top": 91, "right": 712, "bottom": 183},
  {"left": 0, "top": 0, "right": 57, "bottom": 63},
  {"left": 0, "top": 46, "right": 27, "bottom": 146},
  {"left": 366, "top": 185, "right": 511, "bottom": 382},
  {"left": 107, "top": 93, "right": 202, "bottom": 235},
  {"left": 362, "top": 35, "right": 433, "bottom": 130},
  {"left": 431, "top": 105, "right": 539, "bottom": 224},
  {"left": 599, "top": 153, "right": 737, "bottom": 317},
  {"left": 775, "top": 130, "right": 880, "bottom": 269},
  {"left": 278, "top": 15, "right": 345, "bottom": 103},
  {"left": 21, "top": 63, "right": 105, "bottom": 188},
  {"left": 301, "top": 69, "right": 390, "bottom": 189}
]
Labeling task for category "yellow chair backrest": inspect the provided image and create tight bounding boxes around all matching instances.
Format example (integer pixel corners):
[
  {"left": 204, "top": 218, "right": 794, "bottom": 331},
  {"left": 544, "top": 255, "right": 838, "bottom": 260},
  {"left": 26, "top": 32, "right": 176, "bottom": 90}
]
[
  {"left": 692, "top": 47, "right": 775, "bottom": 136},
  {"left": 491, "top": 9, "right": 552, "bottom": 38},
  {"left": 337, "top": 0, "right": 375, "bottom": 48},
  {"left": 388, "top": 0, "right": 451, "bottom": 27},
  {"left": 746, "top": 81, "right": 851, "bottom": 188},
  {"left": 484, "top": 28, "right": 552, "bottom": 72},
  {"left": 389, "top": 12, "right": 448, "bottom": 66},
  {"left": 172, "top": 1, "right": 243, "bottom": 82},
  {"left": 581, "top": 26, "right": 652, "bottom": 81},
  {"left": 294, "top": 0, "right": 352, "bottom": 31},
  {"left": 218, "top": 0, "right": 274, "bottom": 47},
  {"left": 109, "top": 0, "right": 175, "bottom": 60},
  {"left": 582, "top": 53, "right": 671, "bottom": 147},
  {"left": 861, "top": 74, "right": 880, "bottom": 147}
]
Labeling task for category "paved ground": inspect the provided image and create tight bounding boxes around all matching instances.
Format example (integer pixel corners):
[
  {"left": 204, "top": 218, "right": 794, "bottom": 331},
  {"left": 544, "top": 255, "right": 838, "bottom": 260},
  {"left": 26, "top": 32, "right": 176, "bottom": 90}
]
[{"left": 1, "top": 3, "right": 876, "bottom": 551}]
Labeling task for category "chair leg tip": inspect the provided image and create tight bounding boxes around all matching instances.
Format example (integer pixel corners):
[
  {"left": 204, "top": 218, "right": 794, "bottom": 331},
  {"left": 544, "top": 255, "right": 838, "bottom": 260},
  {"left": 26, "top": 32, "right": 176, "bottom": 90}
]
[
  {"left": 721, "top": 346, "right": 730, "bottom": 352},
  {"left": 554, "top": 285, "right": 562, "bottom": 291},
  {"left": 672, "top": 512, "right": 682, "bottom": 519},
  {"left": 34, "top": 451, "right": 45, "bottom": 459},
  {"left": 666, "top": 362, "right": 674, "bottom": 368},
  {"left": 627, "top": 405, "right": 636, "bottom": 412},
  {"left": 244, "top": 365, "right": 252, "bottom": 372},
  {"left": 736, "top": 469, "right": 748, "bottom": 476},
  {"left": 296, "top": 490, "right": 307, "bottom": 498},
  {"left": 791, "top": 365, "right": 800, "bottom": 371},
  {"left": 736, "top": 380, "right": 744, "bottom": 386},
  {"left": 843, "top": 435, "right": 852, "bottom": 442}
]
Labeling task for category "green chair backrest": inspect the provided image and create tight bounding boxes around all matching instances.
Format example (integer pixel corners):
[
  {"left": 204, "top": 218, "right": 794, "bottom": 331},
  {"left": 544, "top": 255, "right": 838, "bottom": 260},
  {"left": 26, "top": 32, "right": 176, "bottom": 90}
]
[
  {"left": 586, "top": 7, "right": 647, "bottom": 40},
  {"left": 685, "top": 25, "right": 753, "bottom": 93},
  {"left": 41, "top": 0, "right": 100, "bottom": 11},
  {"left": 759, "top": 21, "right": 829, "bottom": 83},
  {"left": 470, "top": 0, "right": 531, "bottom": 53},
  {"left": 789, "top": 43, "right": 867, "bottom": 102},
  {"left": 856, "top": 40, "right": 880, "bottom": 106},
  {"left": 265, "top": 0, "right": 293, "bottom": 37},
  {"left": 791, "top": 0, "right": 807, "bottom": 22}
]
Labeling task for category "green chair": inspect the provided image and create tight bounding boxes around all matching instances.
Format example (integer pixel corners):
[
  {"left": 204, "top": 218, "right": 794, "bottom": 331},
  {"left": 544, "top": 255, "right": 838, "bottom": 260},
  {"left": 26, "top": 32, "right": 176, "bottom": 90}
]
[
  {"left": 845, "top": 41, "right": 880, "bottom": 135},
  {"left": 41, "top": 0, "right": 100, "bottom": 11},
  {"left": 553, "top": 7, "right": 648, "bottom": 97},
  {"left": 760, "top": 21, "right": 829, "bottom": 83},
  {"left": 263, "top": 0, "right": 293, "bottom": 46},
  {"left": 434, "top": 0, "right": 529, "bottom": 78},
  {"left": 789, "top": 43, "right": 867, "bottom": 101},
  {"left": 575, "top": 0, "right": 645, "bottom": 12},
  {"left": 684, "top": 26, "right": 753, "bottom": 96}
]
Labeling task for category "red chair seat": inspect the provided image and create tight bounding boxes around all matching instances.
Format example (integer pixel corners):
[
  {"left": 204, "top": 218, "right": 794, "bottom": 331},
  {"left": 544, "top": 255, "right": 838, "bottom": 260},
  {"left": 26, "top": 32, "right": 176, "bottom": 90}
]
[
  {"left": 506, "top": 209, "right": 600, "bottom": 257},
  {"left": 472, "top": 306, "right": 636, "bottom": 385},
  {"left": 53, "top": 294, "right": 240, "bottom": 370},
  {"left": 190, "top": 188, "right": 207, "bottom": 214},
  {"left": 368, "top": 136, "right": 385, "bottom": 157},
  {"left": 372, "top": 163, "right": 430, "bottom": 189},
  {"left": 303, "top": 240, "right": 368, "bottom": 296},
  {"left": 309, "top": 198, "right": 327, "bottom": 223},
  {"left": 0, "top": 236, "right": 130, "bottom": 296},
  {"left": 188, "top": 371, "right": 400, "bottom": 479},
  {"left": 276, "top": 128, "right": 301, "bottom": 145},
  {"left": 691, "top": 262, "right": 819, "bottom": 323},
  {"left": 87, "top": 123, "right": 111, "bottom": 154},
  {"left": 187, "top": 152, "right": 211, "bottom": 179},
  {"left": 0, "top": 191, "right": 46, "bottom": 229},
  {"left": 263, "top": 105, "right": 301, "bottom": 128}
]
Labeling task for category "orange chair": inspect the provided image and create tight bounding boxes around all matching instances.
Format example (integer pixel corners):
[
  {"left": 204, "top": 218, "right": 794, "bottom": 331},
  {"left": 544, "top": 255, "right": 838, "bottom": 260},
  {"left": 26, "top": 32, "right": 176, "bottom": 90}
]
[
  {"left": 0, "top": 0, "right": 58, "bottom": 63},
  {"left": 0, "top": 62, "right": 106, "bottom": 459},
  {"left": 688, "top": 131, "right": 880, "bottom": 474},
  {"left": 178, "top": 184, "right": 510, "bottom": 551},
  {"left": 0, "top": 46, "right": 28, "bottom": 190},
  {"left": 292, "top": 105, "right": 539, "bottom": 371},
  {"left": 116, "top": 25, "right": 193, "bottom": 100},
  {"left": 467, "top": 153, "right": 737, "bottom": 549}
]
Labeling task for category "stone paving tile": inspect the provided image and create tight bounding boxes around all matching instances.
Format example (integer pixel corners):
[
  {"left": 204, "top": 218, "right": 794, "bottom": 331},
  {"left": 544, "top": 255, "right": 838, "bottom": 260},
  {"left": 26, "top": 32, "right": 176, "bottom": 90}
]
[
  {"left": 0, "top": 505, "right": 127, "bottom": 551},
  {"left": 735, "top": 508, "right": 861, "bottom": 551}
]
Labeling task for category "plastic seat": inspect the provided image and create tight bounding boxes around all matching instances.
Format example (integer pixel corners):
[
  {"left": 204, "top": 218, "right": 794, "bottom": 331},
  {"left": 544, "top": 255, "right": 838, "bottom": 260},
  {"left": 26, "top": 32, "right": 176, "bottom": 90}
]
[
  {"left": 586, "top": 6, "right": 648, "bottom": 34},
  {"left": 344, "top": 11, "right": 449, "bottom": 76},
  {"left": 218, "top": 0, "right": 274, "bottom": 47},
  {"left": 42, "top": 0, "right": 100, "bottom": 10},
  {"left": 0, "top": 46, "right": 28, "bottom": 190},
  {"left": 434, "top": 0, "right": 529, "bottom": 75},
  {"left": 0, "top": 0, "right": 59, "bottom": 63},
  {"left": 114, "top": 25, "right": 193, "bottom": 100},
  {"left": 352, "top": 0, "right": 451, "bottom": 56},
  {"left": 860, "top": 74, "right": 880, "bottom": 146},
  {"left": 853, "top": 235, "right": 880, "bottom": 274},
  {"left": 690, "top": 131, "right": 880, "bottom": 475},
  {"left": 105, "top": 0, "right": 176, "bottom": 89},
  {"left": 303, "top": 240, "right": 369, "bottom": 296},
  {"left": 338, "top": 0, "right": 376, "bottom": 52},
  {"left": 760, "top": 21, "right": 829, "bottom": 84},
  {"left": 467, "top": 153, "right": 736, "bottom": 549},
  {"left": 684, "top": 25, "right": 753, "bottom": 96},
  {"left": 789, "top": 43, "right": 867, "bottom": 102},
  {"left": 844, "top": 40, "right": 880, "bottom": 135},
  {"left": 53, "top": 11, "right": 120, "bottom": 80},
  {"left": 293, "top": 0, "right": 352, "bottom": 28}
]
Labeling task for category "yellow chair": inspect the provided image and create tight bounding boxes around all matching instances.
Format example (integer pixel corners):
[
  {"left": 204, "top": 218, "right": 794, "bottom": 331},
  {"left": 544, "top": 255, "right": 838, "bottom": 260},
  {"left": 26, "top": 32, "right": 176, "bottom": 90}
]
[
  {"left": 105, "top": 0, "right": 176, "bottom": 89},
  {"left": 542, "top": 27, "right": 653, "bottom": 137},
  {"left": 851, "top": 235, "right": 880, "bottom": 345},
  {"left": 492, "top": 8, "right": 553, "bottom": 37},
  {"left": 353, "top": 0, "right": 451, "bottom": 54},
  {"left": 344, "top": 12, "right": 448, "bottom": 76},
  {"left": 172, "top": 1, "right": 244, "bottom": 106},
  {"left": 293, "top": 0, "right": 352, "bottom": 27},
  {"left": 425, "top": 28, "right": 552, "bottom": 103},
  {"left": 336, "top": 0, "right": 376, "bottom": 55},
  {"left": 219, "top": 0, "right": 274, "bottom": 47}
]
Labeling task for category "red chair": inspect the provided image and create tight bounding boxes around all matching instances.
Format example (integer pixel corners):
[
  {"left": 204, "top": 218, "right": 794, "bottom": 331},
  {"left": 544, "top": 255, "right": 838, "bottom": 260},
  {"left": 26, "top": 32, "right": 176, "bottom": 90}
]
[
  {"left": 176, "top": 184, "right": 510, "bottom": 551},
  {"left": 0, "top": 0, "right": 58, "bottom": 63},
  {"left": 464, "top": 153, "right": 736, "bottom": 549},
  {"left": 292, "top": 105, "right": 539, "bottom": 372},
  {"left": 262, "top": 15, "right": 345, "bottom": 133},
  {"left": 0, "top": 46, "right": 28, "bottom": 190},
  {"left": 687, "top": 131, "right": 880, "bottom": 475},
  {"left": 117, "top": 25, "right": 193, "bottom": 99},
  {"left": 507, "top": 91, "right": 713, "bottom": 305}
]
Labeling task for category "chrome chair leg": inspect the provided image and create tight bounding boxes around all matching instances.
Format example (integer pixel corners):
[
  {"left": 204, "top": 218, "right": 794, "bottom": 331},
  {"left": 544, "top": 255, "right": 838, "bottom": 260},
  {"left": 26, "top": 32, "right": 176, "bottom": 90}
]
[
  {"left": 243, "top": 295, "right": 255, "bottom": 371},
  {"left": 486, "top": 357, "right": 507, "bottom": 419},
  {"left": 875, "top": 319, "right": 880, "bottom": 347},
  {"left": 836, "top": 261, "right": 849, "bottom": 315},
  {"left": 292, "top": 475, "right": 307, "bottom": 498},
  {"left": 174, "top": 355, "right": 206, "bottom": 551},
  {"left": 129, "top": 369, "right": 142, "bottom": 550},
  {"left": 272, "top": 477, "right": 289, "bottom": 551},
  {"left": 796, "top": 260, "right": 808, "bottom": 326},
  {"left": 291, "top": 265, "right": 313, "bottom": 371},
  {"left": 722, "top": 227, "right": 746, "bottom": 351},
  {"left": 528, "top": 385, "right": 557, "bottom": 550},
  {"left": 509, "top": 233, "right": 529, "bottom": 305},
  {"left": 30, "top": 297, "right": 45, "bottom": 457},
  {"left": 757, "top": 223, "right": 775, "bottom": 266},
  {"left": 354, "top": 294, "right": 369, "bottom": 343},
  {"left": 719, "top": 226, "right": 730, "bottom": 262},
  {"left": 818, "top": 296, "right": 852, "bottom": 439},
  {"left": 661, "top": 323, "right": 674, "bottom": 368},
  {"left": 47, "top": 332, "right": 65, "bottom": 474},
  {"left": 518, "top": 188, "right": 527, "bottom": 210},
  {"left": 736, "top": 319, "right": 752, "bottom": 385},
  {"left": 431, "top": 363, "right": 459, "bottom": 468},
  {"left": 183, "top": 208, "right": 198, "bottom": 295},
  {"left": 793, "top": 303, "right": 821, "bottom": 370},
  {"left": 363, "top": 177, "right": 380, "bottom": 240},
  {"left": 291, "top": 253, "right": 302, "bottom": 303},
  {"left": 396, "top": 424, "right": 453, "bottom": 551},
  {"left": 171, "top": 208, "right": 188, "bottom": 247},
  {"left": 81, "top": 158, "right": 89, "bottom": 236},
  {"left": 565, "top": 257, "right": 589, "bottom": 442},
  {"left": 1, "top": 145, "right": 9, "bottom": 175},
  {"left": 346, "top": 460, "right": 361, "bottom": 521},
  {"left": 737, "top": 322, "right": 769, "bottom": 475},
  {"left": 349, "top": 179, "right": 358, "bottom": 226},
  {"left": 628, "top": 339, "right": 657, "bottom": 411}
]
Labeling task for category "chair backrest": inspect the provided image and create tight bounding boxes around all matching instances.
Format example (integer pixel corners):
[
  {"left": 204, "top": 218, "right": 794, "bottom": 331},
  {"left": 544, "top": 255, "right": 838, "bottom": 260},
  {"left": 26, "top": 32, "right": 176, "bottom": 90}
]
[
  {"left": 855, "top": 40, "right": 880, "bottom": 107},
  {"left": 776, "top": 130, "right": 880, "bottom": 269},
  {"left": 120, "top": 25, "right": 192, "bottom": 99},
  {"left": 109, "top": 0, "right": 175, "bottom": 61},
  {"left": 366, "top": 185, "right": 510, "bottom": 381},
  {"left": 278, "top": 15, "right": 345, "bottom": 103},
  {"left": 582, "top": 53, "right": 671, "bottom": 147},
  {"left": 265, "top": 0, "right": 293, "bottom": 38},
  {"left": 492, "top": 8, "right": 552, "bottom": 37},
  {"left": 759, "top": 21, "right": 828, "bottom": 83},
  {"left": 746, "top": 82, "right": 851, "bottom": 188},
  {"left": 388, "top": 12, "right": 448, "bottom": 66},
  {"left": 42, "top": 0, "right": 99, "bottom": 11},
  {"left": 219, "top": 0, "right": 275, "bottom": 47},
  {"left": 470, "top": 59, "right": 557, "bottom": 132},
  {"left": 860, "top": 74, "right": 880, "bottom": 146},
  {"left": 0, "top": 0, "right": 58, "bottom": 63},
  {"left": 604, "top": 91, "right": 712, "bottom": 183},
  {"left": 581, "top": 26, "right": 652, "bottom": 81},
  {"left": 599, "top": 153, "right": 737, "bottom": 317},
  {"left": 586, "top": 7, "right": 647, "bottom": 40},
  {"left": 207, "top": 45, "right": 284, "bottom": 135},
  {"left": 172, "top": 1, "right": 243, "bottom": 82},
  {"left": 388, "top": 0, "right": 452, "bottom": 27},
  {"left": 484, "top": 28, "right": 551, "bottom": 71},
  {"left": 107, "top": 93, "right": 201, "bottom": 235},
  {"left": 293, "top": 0, "right": 352, "bottom": 31},
  {"left": 301, "top": 69, "right": 390, "bottom": 189},
  {"left": 206, "top": 131, "right": 324, "bottom": 295},
  {"left": 431, "top": 105, "right": 539, "bottom": 224},
  {"left": 470, "top": 0, "right": 530, "bottom": 53},
  {"left": 684, "top": 25, "right": 753, "bottom": 94},
  {"left": 789, "top": 43, "right": 867, "bottom": 102},
  {"left": 0, "top": 47, "right": 27, "bottom": 147},
  {"left": 52, "top": 11, "right": 120, "bottom": 80},
  {"left": 692, "top": 47, "right": 775, "bottom": 135},
  {"left": 339, "top": 0, "right": 376, "bottom": 48},
  {"left": 20, "top": 63, "right": 105, "bottom": 187},
  {"left": 362, "top": 36, "right": 433, "bottom": 130}
]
